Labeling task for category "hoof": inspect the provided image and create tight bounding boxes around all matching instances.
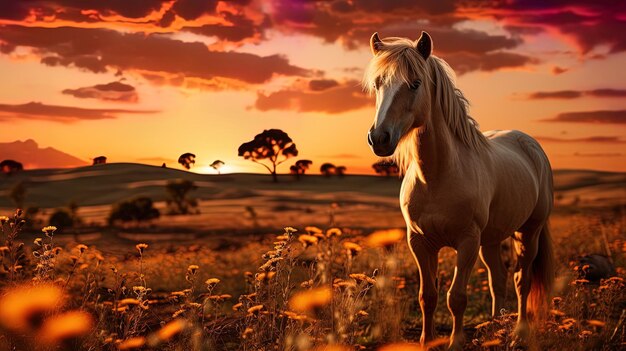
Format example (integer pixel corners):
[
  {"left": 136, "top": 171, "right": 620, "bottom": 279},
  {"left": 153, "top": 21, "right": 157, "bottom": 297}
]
[{"left": 510, "top": 322, "right": 530, "bottom": 350}]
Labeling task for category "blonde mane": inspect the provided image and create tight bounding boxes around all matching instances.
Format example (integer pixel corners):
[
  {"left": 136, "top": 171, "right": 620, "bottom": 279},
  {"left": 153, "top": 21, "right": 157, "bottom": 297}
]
[{"left": 362, "top": 37, "right": 488, "bottom": 172}]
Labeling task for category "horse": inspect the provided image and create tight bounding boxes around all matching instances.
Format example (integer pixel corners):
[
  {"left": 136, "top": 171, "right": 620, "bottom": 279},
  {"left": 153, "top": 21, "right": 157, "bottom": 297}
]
[{"left": 363, "top": 31, "right": 554, "bottom": 350}]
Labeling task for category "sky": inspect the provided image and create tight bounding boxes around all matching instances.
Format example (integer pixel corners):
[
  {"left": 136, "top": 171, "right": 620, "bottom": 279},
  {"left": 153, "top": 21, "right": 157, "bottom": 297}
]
[{"left": 0, "top": 0, "right": 625, "bottom": 174}]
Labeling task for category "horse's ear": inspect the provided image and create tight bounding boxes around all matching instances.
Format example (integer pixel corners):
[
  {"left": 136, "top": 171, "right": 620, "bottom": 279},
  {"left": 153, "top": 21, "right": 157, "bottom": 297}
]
[
  {"left": 370, "top": 32, "right": 382, "bottom": 55},
  {"left": 416, "top": 31, "right": 432, "bottom": 60}
]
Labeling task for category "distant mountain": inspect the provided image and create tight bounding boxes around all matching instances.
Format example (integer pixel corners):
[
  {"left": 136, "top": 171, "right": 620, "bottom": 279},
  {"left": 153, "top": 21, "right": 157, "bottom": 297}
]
[{"left": 0, "top": 139, "right": 87, "bottom": 169}]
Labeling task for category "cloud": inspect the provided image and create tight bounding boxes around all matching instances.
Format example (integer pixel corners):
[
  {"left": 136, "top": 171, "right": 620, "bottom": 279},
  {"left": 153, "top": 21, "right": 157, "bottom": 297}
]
[
  {"left": 0, "top": 25, "right": 310, "bottom": 86},
  {"left": 308, "top": 79, "right": 340, "bottom": 91},
  {"left": 551, "top": 66, "right": 568, "bottom": 75},
  {"left": 253, "top": 80, "right": 370, "bottom": 114},
  {"left": 573, "top": 152, "right": 623, "bottom": 157},
  {"left": 0, "top": 0, "right": 169, "bottom": 20},
  {"left": 542, "top": 110, "right": 626, "bottom": 124},
  {"left": 62, "top": 81, "right": 139, "bottom": 102},
  {"left": 535, "top": 136, "right": 626, "bottom": 144},
  {"left": 0, "top": 101, "right": 156, "bottom": 123},
  {"left": 527, "top": 89, "right": 626, "bottom": 100}
]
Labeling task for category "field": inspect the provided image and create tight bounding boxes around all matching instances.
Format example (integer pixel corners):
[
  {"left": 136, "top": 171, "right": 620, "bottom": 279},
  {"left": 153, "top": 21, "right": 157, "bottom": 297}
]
[{"left": 0, "top": 164, "right": 625, "bottom": 350}]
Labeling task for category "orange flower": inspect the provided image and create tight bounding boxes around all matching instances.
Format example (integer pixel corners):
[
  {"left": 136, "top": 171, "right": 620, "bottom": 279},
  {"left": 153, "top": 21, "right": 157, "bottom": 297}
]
[
  {"left": 365, "top": 229, "right": 404, "bottom": 248},
  {"left": 289, "top": 287, "right": 332, "bottom": 313},
  {"left": 39, "top": 310, "right": 93, "bottom": 344},
  {"left": 0, "top": 284, "right": 64, "bottom": 331}
]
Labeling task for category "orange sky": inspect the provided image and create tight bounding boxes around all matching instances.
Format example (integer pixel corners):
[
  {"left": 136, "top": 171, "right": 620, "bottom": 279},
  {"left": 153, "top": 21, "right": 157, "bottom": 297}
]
[{"left": 1, "top": 0, "right": 625, "bottom": 174}]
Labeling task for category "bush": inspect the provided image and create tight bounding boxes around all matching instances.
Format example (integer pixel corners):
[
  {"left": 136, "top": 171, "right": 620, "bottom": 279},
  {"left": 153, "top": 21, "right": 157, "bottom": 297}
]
[
  {"left": 108, "top": 197, "right": 160, "bottom": 225},
  {"left": 48, "top": 209, "right": 73, "bottom": 232}
]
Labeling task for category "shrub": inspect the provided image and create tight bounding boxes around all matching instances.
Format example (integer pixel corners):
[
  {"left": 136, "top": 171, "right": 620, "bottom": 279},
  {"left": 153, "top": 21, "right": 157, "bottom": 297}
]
[{"left": 108, "top": 197, "right": 160, "bottom": 225}]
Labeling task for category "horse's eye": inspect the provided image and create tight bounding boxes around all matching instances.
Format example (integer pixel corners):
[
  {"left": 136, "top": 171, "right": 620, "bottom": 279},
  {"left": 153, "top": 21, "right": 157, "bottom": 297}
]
[{"left": 409, "top": 79, "right": 421, "bottom": 90}]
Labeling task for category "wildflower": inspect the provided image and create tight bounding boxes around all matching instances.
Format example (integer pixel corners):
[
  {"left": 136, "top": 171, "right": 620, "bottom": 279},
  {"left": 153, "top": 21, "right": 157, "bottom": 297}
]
[
  {"left": 259, "top": 257, "right": 283, "bottom": 271},
  {"left": 481, "top": 339, "right": 502, "bottom": 347},
  {"left": 247, "top": 304, "right": 264, "bottom": 315},
  {"left": 586, "top": 320, "right": 605, "bottom": 328},
  {"left": 135, "top": 243, "right": 148, "bottom": 255},
  {"left": 118, "top": 336, "right": 146, "bottom": 350},
  {"left": 579, "top": 330, "right": 593, "bottom": 338},
  {"left": 0, "top": 284, "right": 64, "bottom": 331},
  {"left": 76, "top": 244, "right": 88, "bottom": 254},
  {"left": 0, "top": 215, "right": 9, "bottom": 224},
  {"left": 256, "top": 271, "right": 276, "bottom": 283},
  {"left": 477, "top": 267, "right": 486, "bottom": 274},
  {"left": 34, "top": 238, "right": 43, "bottom": 246},
  {"left": 305, "top": 226, "right": 323, "bottom": 235},
  {"left": 571, "top": 279, "right": 589, "bottom": 286},
  {"left": 39, "top": 310, "right": 94, "bottom": 344},
  {"left": 475, "top": 321, "right": 491, "bottom": 329},
  {"left": 356, "top": 310, "right": 369, "bottom": 318},
  {"left": 550, "top": 309, "right": 565, "bottom": 317},
  {"left": 326, "top": 227, "right": 342, "bottom": 237},
  {"left": 365, "top": 229, "right": 404, "bottom": 248},
  {"left": 42, "top": 226, "right": 57, "bottom": 237},
  {"left": 349, "top": 273, "right": 376, "bottom": 285},
  {"left": 289, "top": 287, "right": 332, "bottom": 313},
  {"left": 119, "top": 298, "right": 141, "bottom": 306},
  {"left": 298, "top": 234, "right": 318, "bottom": 248},
  {"left": 232, "top": 302, "right": 243, "bottom": 311},
  {"left": 343, "top": 242, "right": 362, "bottom": 258},
  {"left": 205, "top": 278, "right": 220, "bottom": 288},
  {"left": 153, "top": 319, "right": 187, "bottom": 343},
  {"left": 187, "top": 265, "right": 199, "bottom": 275},
  {"left": 242, "top": 327, "right": 253, "bottom": 339}
]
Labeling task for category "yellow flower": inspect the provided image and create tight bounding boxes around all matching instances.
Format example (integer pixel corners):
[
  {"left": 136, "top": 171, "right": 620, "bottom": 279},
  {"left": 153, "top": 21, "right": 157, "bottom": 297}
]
[
  {"left": 365, "top": 229, "right": 405, "bottom": 248},
  {"left": 586, "top": 320, "right": 605, "bottom": 328},
  {"left": 205, "top": 278, "right": 220, "bottom": 288},
  {"left": 117, "top": 336, "right": 146, "bottom": 350},
  {"left": 76, "top": 244, "right": 88, "bottom": 254},
  {"left": 0, "top": 216, "right": 9, "bottom": 224},
  {"left": 0, "top": 284, "right": 64, "bottom": 331},
  {"left": 481, "top": 339, "right": 502, "bottom": 347},
  {"left": 349, "top": 273, "right": 376, "bottom": 285},
  {"left": 135, "top": 243, "right": 148, "bottom": 254},
  {"left": 187, "top": 265, "right": 199, "bottom": 274},
  {"left": 42, "top": 226, "right": 57, "bottom": 237},
  {"left": 343, "top": 242, "right": 362, "bottom": 258},
  {"left": 305, "top": 226, "right": 323, "bottom": 235},
  {"left": 247, "top": 305, "right": 264, "bottom": 315},
  {"left": 154, "top": 319, "right": 187, "bottom": 342},
  {"left": 298, "top": 234, "right": 318, "bottom": 248},
  {"left": 289, "top": 287, "right": 332, "bottom": 313},
  {"left": 39, "top": 310, "right": 94, "bottom": 344},
  {"left": 326, "top": 228, "right": 342, "bottom": 237}
]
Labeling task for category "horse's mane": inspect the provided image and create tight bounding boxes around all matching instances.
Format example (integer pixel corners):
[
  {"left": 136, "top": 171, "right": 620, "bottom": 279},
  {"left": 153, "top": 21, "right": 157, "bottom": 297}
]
[{"left": 362, "top": 37, "right": 489, "bottom": 173}]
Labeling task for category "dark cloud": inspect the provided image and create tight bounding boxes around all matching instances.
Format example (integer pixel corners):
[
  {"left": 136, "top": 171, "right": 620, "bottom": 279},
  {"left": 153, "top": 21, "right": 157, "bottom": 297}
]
[
  {"left": 542, "top": 110, "right": 626, "bottom": 124},
  {"left": 0, "top": 0, "right": 169, "bottom": 20},
  {"left": 527, "top": 89, "right": 626, "bottom": 100},
  {"left": 254, "top": 80, "right": 370, "bottom": 114},
  {"left": 171, "top": 0, "right": 218, "bottom": 20},
  {"left": 182, "top": 12, "right": 269, "bottom": 43},
  {"left": 62, "top": 81, "right": 139, "bottom": 102},
  {"left": 308, "top": 79, "right": 340, "bottom": 91},
  {"left": 535, "top": 136, "right": 626, "bottom": 144},
  {"left": 551, "top": 66, "right": 568, "bottom": 75},
  {"left": 445, "top": 51, "right": 538, "bottom": 74},
  {"left": 0, "top": 25, "right": 310, "bottom": 85},
  {"left": 0, "top": 101, "right": 156, "bottom": 122}
]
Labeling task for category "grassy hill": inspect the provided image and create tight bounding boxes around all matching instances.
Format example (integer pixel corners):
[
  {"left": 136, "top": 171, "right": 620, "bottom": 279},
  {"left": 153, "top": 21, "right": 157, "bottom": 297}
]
[{"left": 0, "top": 163, "right": 624, "bottom": 230}]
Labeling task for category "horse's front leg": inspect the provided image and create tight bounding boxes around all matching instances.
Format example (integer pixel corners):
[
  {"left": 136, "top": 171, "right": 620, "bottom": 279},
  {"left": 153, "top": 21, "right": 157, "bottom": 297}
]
[
  {"left": 448, "top": 235, "right": 480, "bottom": 351},
  {"left": 408, "top": 232, "right": 440, "bottom": 345}
]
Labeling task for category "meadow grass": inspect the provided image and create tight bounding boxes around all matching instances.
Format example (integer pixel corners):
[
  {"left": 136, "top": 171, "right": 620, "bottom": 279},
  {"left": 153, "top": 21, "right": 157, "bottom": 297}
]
[{"left": 0, "top": 209, "right": 624, "bottom": 350}]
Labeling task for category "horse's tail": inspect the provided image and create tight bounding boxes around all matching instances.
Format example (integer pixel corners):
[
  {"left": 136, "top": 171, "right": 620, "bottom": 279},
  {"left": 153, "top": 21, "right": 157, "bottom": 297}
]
[{"left": 528, "top": 222, "right": 555, "bottom": 319}]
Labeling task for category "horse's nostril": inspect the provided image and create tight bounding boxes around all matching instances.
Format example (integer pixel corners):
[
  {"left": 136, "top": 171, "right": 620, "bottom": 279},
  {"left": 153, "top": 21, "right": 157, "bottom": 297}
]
[
  {"left": 380, "top": 132, "right": 391, "bottom": 144},
  {"left": 367, "top": 132, "right": 373, "bottom": 146}
]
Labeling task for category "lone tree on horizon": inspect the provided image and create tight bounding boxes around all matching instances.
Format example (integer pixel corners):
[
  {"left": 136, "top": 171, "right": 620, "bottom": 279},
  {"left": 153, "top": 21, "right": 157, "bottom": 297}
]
[
  {"left": 178, "top": 153, "right": 196, "bottom": 170},
  {"left": 210, "top": 160, "right": 225, "bottom": 174},
  {"left": 92, "top": 156, "right": 107, "bottom": 165},
  {"left": 238, "top": 129, "right": 298, "bottom": 182},
  {"left": 336, "top": 165, "right": 347, "bottom": 177},
  {"left": 290, "top": 159, "right": 313, "bottom": 180},
  {"left": 0, "top": 159, "right": 23, "bottom": 175},
  {"left": 320, "top": 163, "right": 336, "bottom": 177}
]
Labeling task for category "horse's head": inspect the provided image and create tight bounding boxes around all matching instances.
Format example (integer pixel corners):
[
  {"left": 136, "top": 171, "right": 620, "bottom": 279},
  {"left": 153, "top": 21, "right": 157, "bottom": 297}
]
[{"left": 364, "top": 32, "right": 433, "bottom": 157}]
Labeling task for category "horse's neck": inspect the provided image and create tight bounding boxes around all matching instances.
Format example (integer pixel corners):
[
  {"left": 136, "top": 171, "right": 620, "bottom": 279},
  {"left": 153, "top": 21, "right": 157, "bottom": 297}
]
[{"left": 413, "top": 108, "right": 460, "bottom": 184}]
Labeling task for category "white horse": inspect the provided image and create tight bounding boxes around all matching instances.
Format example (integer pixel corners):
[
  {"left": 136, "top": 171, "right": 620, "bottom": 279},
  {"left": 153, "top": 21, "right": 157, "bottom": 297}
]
[{"left": 363, "top": 32, "right": 554, "bottom": 350}]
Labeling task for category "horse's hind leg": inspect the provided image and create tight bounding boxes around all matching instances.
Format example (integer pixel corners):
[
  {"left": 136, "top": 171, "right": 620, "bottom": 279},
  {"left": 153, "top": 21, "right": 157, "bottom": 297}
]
[
  {"left": 512, "top": 225, "right": 542, "bottom": 344},
  {"left": 479, "top": 243, "right": 508, "bottom": 317},
  {"left": 408, "top": 233, "right": 439, "bottom": 345},
  {"left": 447, "top": 235, "right": 480, "bottom": 351}
]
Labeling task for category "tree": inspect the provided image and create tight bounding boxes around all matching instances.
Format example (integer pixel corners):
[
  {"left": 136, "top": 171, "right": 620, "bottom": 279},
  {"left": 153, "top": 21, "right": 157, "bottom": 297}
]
[
  {"left": 93, "top": 156, "right": 107, "bottom": 165},
  {"left": 320, "top": 163, "right": 336, "bottom": 177},
  {"left": 210, "top": 160, "right": 225, "bottom": 174},
  {"left": 165, "top": 179, "right": 198, "bottom": 215},
  {"left": 372, "top": 160, "right": 400, "bottom": 177},
  {"left": 1, "top": 160, "right": 23, "bottom": 175},
  {"left": 178, "top": 153, "right": 196, "bottom": 170},
  {"left": 336, "top": 166, "right": 347, "bottom": 177},
  {"left": 108, "top": 197, "right": 160, "bottom": 225},
  {"left": 238, "top": 129, "right": 298, "bottom": 182},
  {"left": 290, "top": 159, "right": 312, "bottom": 180}
]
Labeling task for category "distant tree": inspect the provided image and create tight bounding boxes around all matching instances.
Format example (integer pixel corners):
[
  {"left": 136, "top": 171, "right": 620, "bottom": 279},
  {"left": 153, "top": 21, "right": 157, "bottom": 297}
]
[
  {"left": 336, "top": 166, "right": 347, "bottom": 177},
  {"left": 49, "top": 209, "right": 74, "bottom": 233},
  {"left": 1, "top": 160, "right": 23, "bottom": 175},
  {"left": 238, "top": 129, "right": 298, "bottom": 182},
  {"left": 372, "top": 160, "right": 400, "bottom": 177},
  {"left": 178, "top": 153, "right": 196, "bottom": 170},
  {"left": 165, "top": 179, "right": 198, "bottom": 215},
  {"left": 93, "top": 156, "right": 107, "bottom": 165},
  {"left": 108, "top": 197, "right": 160, "bottom": 225},
  {"left": 320, "top": 163, "right": 336, "bottom": 177},
  {"left": 9, "top": 181, "right": 26, "bottom": 209},
  {"left": 161, "top": 163, "right": 167, "bottom": 168},
  {"left": 210, "top": 160, "right": 225, "bottom": 174},
  {"left": 290, "top": 159, "right": 313, "bottom": 180}
]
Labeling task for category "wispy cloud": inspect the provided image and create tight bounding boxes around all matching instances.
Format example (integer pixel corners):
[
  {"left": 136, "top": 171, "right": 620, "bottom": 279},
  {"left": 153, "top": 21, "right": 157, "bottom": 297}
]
[
  {"left": 0, "top": 101, "right": 157, "bottom": 123},
  {"left": 541, "top": 110, "right": 626, "bottom": 124}
]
